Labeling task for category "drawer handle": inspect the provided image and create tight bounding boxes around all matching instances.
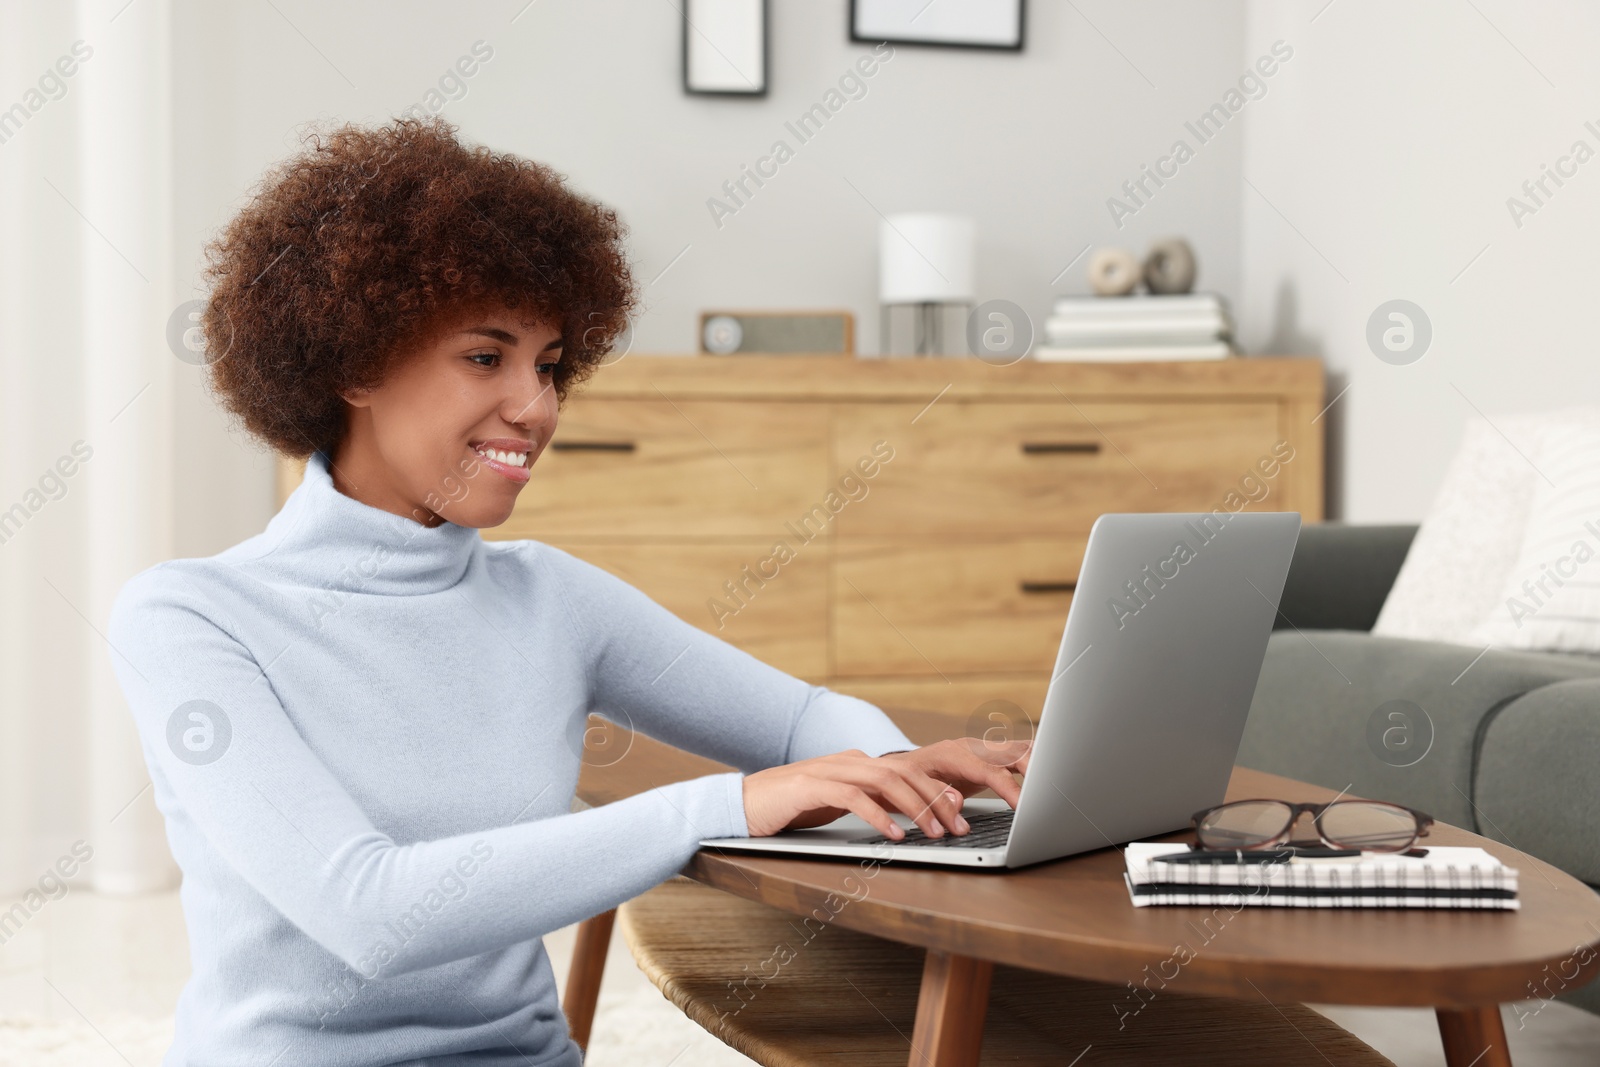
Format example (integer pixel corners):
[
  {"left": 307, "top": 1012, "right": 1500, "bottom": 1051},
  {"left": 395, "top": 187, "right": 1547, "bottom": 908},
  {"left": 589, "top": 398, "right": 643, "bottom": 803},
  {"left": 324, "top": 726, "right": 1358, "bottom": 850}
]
[
  {"left": 1020, "top": 441, "right": 1100, "bottom": 455},
  {"left": 550, "top": 440, "right": 637, "bottom": 453},
  {"left": 1019, "top": 580, "right": 1077, "bottom": 594}
]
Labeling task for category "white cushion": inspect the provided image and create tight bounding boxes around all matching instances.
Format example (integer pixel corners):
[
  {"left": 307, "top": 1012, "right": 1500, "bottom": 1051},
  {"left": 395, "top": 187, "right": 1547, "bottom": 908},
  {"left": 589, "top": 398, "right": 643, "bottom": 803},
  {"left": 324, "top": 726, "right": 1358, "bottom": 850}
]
[
  {"left": 1371, "top": 415, "right": 1544, "bottom": 644},
  {"left": 1469, "top": 415, "right": 1600, "bottom": 653}
]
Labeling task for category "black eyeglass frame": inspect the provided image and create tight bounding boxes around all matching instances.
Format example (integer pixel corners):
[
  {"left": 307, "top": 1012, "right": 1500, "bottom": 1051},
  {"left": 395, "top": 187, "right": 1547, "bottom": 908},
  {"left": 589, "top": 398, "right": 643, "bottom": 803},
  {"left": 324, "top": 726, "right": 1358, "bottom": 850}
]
[{"left": 1189, "top": 798, "right": 1436, "bottom": 853}]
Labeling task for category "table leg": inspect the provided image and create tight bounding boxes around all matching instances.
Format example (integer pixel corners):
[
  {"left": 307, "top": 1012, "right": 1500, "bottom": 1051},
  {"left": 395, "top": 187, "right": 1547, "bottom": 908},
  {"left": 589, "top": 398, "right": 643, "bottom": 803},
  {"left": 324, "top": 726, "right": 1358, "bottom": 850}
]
[
  {"left": 563, "top": 908, "right": 617, "bottom": 1053},
  {"left": 908, "top": 950, "right": 994, "bottom": 1067},
  {"left": 1437, "top": 1005, "right": 1513, "bottom": 1067}
]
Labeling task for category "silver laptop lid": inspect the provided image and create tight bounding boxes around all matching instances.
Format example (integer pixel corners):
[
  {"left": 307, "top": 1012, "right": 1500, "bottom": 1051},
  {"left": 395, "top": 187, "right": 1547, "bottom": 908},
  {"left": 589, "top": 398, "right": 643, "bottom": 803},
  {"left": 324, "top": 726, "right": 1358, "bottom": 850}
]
[{"left": 1004, "top": 512, "right": 1300, "bottom": 868}]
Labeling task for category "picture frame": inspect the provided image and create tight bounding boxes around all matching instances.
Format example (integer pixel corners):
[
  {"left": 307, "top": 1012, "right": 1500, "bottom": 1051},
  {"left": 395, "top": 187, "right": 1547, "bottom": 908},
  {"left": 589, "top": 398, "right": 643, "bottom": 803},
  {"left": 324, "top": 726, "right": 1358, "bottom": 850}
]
[
  {"left": 683, "top": 0, "right": 769, "bottom": 96},
  {"left": 849, "top": 0, "right": 1025, "bottom": 52}
]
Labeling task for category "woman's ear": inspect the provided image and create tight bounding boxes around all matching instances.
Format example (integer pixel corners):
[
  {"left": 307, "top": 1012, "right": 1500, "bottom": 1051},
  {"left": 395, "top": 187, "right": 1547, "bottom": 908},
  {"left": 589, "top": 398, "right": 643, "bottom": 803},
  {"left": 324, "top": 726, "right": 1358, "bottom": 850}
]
[{"left": 338, "top": 385, "right": 373, "bottom": 408}]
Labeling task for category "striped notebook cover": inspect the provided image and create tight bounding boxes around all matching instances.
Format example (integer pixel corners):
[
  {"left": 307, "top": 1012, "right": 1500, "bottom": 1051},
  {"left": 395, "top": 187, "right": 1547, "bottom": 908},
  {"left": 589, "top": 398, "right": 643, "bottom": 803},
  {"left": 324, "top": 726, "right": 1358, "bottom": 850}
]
[{"left": 1124, "top": 842, "right": 1519, "bottom": 910}]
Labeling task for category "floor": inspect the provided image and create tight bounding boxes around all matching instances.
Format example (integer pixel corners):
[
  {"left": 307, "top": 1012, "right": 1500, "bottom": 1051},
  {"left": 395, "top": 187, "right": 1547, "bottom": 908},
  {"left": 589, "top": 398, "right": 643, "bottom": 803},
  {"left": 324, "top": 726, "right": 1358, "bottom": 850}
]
[{"left": 0, "top": 888, "right": 1596, "bottom": 1066}]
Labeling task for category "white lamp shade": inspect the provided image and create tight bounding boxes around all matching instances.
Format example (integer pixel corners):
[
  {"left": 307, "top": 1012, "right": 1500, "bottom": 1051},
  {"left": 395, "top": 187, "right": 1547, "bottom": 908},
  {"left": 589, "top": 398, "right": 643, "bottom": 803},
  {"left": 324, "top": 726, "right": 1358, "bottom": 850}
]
[{"left": 879, "top": 213, "right": 975, "bottom": 304}]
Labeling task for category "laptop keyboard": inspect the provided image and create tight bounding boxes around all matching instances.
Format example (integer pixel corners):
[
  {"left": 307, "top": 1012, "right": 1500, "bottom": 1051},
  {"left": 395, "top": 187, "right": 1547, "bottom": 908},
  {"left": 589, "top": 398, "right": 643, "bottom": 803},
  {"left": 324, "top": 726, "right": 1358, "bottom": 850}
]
[{"left": 848, "top": 809, "right": 1014, "bottom": 849}]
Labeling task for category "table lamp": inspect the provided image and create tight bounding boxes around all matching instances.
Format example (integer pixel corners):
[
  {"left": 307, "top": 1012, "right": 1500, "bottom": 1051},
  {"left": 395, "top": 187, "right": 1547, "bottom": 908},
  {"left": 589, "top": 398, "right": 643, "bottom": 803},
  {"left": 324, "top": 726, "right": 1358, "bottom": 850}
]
[{"left": 878, "top": 213, "right": 974, "bottom": 356}]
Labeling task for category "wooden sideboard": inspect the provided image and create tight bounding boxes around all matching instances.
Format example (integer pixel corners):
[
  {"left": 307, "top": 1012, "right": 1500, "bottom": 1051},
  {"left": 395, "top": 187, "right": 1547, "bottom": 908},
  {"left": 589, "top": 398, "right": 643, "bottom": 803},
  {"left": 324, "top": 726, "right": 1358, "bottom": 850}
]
[{"left": 277, "top": 354, "right": 1324, "bottom": 723}]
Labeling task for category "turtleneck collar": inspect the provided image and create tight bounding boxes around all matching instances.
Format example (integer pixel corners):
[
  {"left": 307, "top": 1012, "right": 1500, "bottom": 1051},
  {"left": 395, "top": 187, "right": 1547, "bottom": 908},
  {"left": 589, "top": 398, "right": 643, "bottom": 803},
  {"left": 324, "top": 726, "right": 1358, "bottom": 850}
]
[{"left": 253, "top": 449, "right": 482, "bottom": 596}]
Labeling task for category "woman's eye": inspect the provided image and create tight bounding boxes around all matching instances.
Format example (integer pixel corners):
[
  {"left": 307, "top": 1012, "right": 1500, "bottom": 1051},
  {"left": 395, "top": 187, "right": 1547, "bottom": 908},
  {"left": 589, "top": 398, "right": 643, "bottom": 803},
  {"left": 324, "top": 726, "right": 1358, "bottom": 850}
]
[
  {"left": 468, "top": 351, "right": 499, "bottom": 368},
  {"left": 537, "top": 361, "right": 560, "bottom": 375}
]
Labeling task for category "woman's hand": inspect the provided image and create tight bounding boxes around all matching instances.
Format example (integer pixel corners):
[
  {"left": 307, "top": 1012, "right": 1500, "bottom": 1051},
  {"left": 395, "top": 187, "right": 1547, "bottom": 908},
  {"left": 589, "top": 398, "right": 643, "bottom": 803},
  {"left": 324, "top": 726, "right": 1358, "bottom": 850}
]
[
  {"left": 882, "top": 736, "right": 1032, "bottom": 807},
  {"left": 739, "top": 737, "right": 1032, "bottom": 840}
]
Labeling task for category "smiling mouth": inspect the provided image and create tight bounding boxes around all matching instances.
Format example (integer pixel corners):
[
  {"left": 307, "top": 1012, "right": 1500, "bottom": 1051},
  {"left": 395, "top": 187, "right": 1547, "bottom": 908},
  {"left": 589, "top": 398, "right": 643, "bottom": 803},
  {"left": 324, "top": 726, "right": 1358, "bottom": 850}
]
[
  {"left": 474, "top": 445, "right": 528, "bottom": 468},
  {"left": 470, "top": 439, "right": 534, "bottom": 482}
]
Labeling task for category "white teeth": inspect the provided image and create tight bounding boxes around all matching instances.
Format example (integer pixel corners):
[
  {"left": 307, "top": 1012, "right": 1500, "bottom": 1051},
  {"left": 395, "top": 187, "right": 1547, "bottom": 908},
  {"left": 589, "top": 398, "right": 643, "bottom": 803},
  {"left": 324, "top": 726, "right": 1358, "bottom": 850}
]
[{"left": 477, "top": 446, "right": 527, "bottom": 468}]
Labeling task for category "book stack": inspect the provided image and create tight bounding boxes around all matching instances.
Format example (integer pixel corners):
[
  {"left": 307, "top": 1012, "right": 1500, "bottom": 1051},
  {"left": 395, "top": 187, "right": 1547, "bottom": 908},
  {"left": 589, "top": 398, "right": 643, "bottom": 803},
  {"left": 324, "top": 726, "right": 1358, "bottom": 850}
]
[
  {"left": 1033, "top": 294, "right": 1233, "bottom": 362},
  {"left": 1123, "top": 842, "right": 1519, "bottom": 910}
]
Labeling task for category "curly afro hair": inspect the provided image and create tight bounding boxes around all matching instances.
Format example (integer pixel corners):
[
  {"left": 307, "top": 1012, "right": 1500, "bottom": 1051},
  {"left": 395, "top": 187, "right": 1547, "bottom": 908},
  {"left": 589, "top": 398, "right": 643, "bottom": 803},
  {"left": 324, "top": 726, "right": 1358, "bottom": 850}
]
[{"left": 199, "top": 116, "right": 639, "bottom": 458}]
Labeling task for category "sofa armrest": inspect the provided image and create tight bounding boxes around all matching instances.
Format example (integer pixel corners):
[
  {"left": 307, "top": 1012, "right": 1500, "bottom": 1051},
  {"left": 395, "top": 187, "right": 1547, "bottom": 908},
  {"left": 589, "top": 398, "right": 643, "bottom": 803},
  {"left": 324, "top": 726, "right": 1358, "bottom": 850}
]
[
  {"left": 1274, "top": 523, "right": 1419, "bottom": 632},
  {"left": 1474, "top": 677, "right": 1600, "bottom": 887},
  {"left": 1477, "top": 679, "right": 1600, "bottom": 1015}
]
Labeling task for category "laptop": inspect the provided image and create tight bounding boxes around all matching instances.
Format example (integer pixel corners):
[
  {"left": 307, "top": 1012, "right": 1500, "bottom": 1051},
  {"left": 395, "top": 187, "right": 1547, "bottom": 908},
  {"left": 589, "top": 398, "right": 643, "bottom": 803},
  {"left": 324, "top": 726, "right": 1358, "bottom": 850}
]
[{"left": 700, "top": 511, "right": 1301, "bottom": 869}]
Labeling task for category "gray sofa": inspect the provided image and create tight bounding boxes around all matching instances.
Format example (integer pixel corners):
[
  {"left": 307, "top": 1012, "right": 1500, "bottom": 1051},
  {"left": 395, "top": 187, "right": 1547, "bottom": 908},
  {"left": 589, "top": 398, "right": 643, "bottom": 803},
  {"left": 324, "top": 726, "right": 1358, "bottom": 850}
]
[{"left": 1237, "top": 523, "right": 1600, "bottom": 1015}]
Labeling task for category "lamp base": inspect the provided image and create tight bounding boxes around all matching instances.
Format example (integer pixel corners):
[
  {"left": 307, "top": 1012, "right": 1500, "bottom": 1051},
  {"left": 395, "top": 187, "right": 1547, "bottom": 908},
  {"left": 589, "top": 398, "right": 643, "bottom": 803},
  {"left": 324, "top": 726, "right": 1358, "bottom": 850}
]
[{"left": 879, "top": 301, "right": 971, "bottom": 357}]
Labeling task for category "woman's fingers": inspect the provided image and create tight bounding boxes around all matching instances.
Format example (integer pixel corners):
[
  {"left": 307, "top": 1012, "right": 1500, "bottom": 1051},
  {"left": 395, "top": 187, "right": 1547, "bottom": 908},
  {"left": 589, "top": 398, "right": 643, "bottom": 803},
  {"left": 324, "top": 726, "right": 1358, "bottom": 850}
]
[
  {"left": 879, "top": 761, "right": 970, "bottom": 836},
  {"left": 964, "top": 739, "right": 1029, "bottom": 806},
  {"left": 909, "top": 741, "right": 1026, "bottom": 809},
  {"left": 971, "top": 751, "right": 1026, "bottom": 807},
  {"left": 819, "top": 779, "right": 904, "bottom": 841},
  {"left": 826, "top": 758, "right": 957, "bottom": 838}
]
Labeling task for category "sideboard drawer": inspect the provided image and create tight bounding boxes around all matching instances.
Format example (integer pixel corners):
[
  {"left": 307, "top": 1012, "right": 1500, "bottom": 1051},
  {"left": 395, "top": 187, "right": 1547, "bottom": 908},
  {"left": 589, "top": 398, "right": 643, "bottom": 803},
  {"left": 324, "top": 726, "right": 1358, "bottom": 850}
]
[
  {"left": 833, "top": 400, "right": 1288, "bottom": 537},
  {"left": 832, "top": 538, "right": 1086, "bottom": 676},
  {"left": 526, "top": 540, "right": 829, "bottom": 679},
  {"left": 504, "top": 399, "right": 830, "bottom": 539}
]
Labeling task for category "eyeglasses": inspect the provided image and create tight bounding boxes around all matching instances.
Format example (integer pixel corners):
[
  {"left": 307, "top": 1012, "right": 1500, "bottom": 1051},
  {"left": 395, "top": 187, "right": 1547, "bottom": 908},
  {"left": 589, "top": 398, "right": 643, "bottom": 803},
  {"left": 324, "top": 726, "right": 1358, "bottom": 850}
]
[{"left": 1190, "top": 799, "right": 1435, "bottom": 854}]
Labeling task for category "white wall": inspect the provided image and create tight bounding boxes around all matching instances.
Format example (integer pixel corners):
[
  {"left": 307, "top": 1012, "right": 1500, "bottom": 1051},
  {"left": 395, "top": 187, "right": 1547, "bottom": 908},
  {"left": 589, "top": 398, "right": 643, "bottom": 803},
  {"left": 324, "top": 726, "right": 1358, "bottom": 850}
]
[
  {"left": 1239, "top": 0, "right": 1600, "bottom": 521},
  {"left": 169, "top": 0, "right": 1251, "bottom": 553},
  {"left": 0, "top": 0, "right": 95, "bottom": 890}
]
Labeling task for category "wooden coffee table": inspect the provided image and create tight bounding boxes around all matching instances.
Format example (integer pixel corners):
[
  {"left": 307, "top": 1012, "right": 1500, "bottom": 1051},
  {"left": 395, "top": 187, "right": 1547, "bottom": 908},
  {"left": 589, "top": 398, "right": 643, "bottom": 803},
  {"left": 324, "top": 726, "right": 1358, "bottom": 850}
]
[{"left": 571, "top": 709, "right": 1600, "bottom": 1067}]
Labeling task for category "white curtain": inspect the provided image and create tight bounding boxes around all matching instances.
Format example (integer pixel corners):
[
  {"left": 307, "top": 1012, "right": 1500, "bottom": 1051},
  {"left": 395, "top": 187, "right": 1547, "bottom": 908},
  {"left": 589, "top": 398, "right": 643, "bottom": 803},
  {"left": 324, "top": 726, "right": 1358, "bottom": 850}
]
[{"left": 0, "top": 0, "right": 179, "bottom": 895}]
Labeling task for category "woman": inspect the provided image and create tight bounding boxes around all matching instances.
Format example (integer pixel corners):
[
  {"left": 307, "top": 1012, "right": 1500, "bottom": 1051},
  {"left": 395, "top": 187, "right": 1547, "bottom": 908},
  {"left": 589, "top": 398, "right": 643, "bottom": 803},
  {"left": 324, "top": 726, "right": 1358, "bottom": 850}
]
[{"left": 108, "top": 117, "right": 1029, "bottom": 1065}]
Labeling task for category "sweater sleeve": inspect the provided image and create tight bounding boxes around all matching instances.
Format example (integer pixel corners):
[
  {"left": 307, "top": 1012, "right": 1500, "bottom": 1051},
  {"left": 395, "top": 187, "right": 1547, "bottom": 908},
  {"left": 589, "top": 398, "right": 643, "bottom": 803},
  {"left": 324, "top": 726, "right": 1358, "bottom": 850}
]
[
  {"left": 538, "top": 544, "right": 917, "bottom": 772},
  {"left": 107, "top": 564, "right": 752, "bottom": 977}
]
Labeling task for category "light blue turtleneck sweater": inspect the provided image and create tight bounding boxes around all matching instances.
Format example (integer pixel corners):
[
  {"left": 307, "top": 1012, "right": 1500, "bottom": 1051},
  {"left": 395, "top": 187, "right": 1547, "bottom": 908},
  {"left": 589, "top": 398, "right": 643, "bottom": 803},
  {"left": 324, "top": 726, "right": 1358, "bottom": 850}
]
[{"left": 106, "top": 448, "right": 914, "bottom": 1066}]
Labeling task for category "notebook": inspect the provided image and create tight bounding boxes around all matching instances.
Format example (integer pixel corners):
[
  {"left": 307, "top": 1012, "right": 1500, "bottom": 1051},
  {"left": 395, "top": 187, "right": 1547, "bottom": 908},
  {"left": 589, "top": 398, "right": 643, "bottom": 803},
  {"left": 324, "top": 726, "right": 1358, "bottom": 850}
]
[{"left": 1123, "top": 842, "right": 1520, "bottom": 910}]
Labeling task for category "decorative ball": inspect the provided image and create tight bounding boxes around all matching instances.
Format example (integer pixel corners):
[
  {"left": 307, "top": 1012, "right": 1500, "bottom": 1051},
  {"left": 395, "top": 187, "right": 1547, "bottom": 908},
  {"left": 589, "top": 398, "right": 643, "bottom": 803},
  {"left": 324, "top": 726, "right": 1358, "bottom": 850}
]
[
  {"left": 1087, "top": 247, "right": 1141, "bottom": 296},
  {"left": 1143, "top": 238, "right": 1197, "bottom": 294}
]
